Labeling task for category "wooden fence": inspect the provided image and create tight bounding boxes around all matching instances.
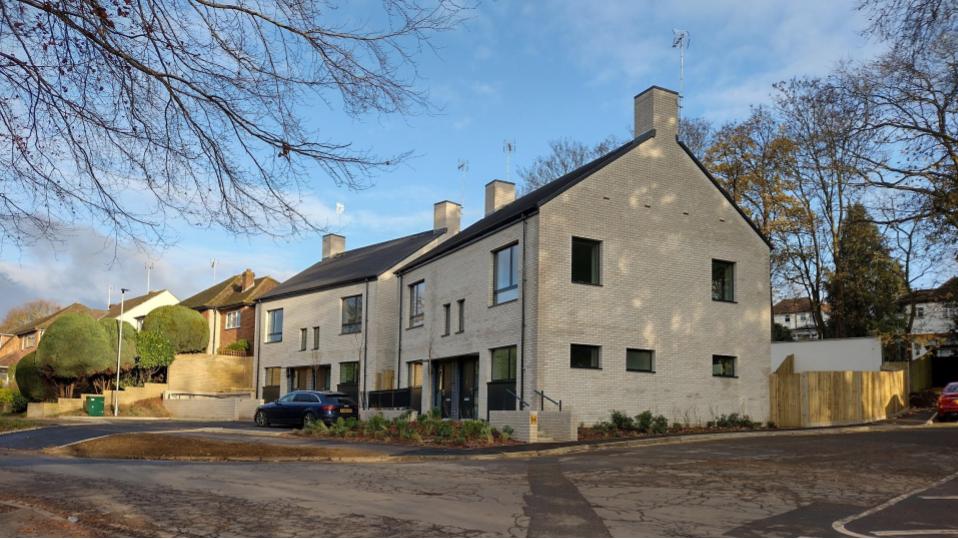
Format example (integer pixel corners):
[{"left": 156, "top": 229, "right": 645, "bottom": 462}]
[
  {"left": 769, "top": 355, "right": 907, "bottom": 428},
  {"left": 883, "top": 354, "right": 933, "bottom": 393}
]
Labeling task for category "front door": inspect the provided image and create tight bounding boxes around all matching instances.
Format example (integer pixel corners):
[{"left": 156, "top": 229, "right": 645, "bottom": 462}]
[
  {"left": 459, "top": 357, "right": 477, "bottom": 419},
  {"left": 432, "top": 356, "right": 479, "bottom": 420},
  {"left": 317, "top": 365, "right": 331, "bottom": 391}
]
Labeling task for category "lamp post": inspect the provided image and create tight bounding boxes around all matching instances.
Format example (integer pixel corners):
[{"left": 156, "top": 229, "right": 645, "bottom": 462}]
[{"left": 113, "top": 288, "right": 128, "bottom": 417}]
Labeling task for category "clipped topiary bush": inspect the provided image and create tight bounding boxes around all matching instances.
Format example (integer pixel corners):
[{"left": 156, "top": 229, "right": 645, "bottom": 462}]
[
  {"left": 98, "top": 318, "right": 138, "bottom": 373},
  {"left": 13, "top": 352, "right": 55, "bottom": 402},
  {"left": 36, "top": 313, "right": 113, "bottom": 392},
  {"left": 136, "top": 329, "right": 176, "bottom": 379},
  {"left": 141, "top": 305, "right": 209, "bottom": 353}
]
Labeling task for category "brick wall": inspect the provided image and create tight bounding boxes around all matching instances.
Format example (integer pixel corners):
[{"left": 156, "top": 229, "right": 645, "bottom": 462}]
[
  {"left": 167, "top": 354, "right": 254, "bottom": 393},
  {"left": 216, "top": 305, "right": 256, "bottom": 354}
]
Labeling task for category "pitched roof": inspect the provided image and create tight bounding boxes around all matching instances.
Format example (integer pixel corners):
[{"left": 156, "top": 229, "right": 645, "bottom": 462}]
[
  {"left": 104, "top": 290, "right": 169, "bottom": 318},
  {"left": 774, "top": 298, "right": 813, "bottom": 315},
  {"left": 904, "top": 277, "right": 958, "bottom": 303},
  {"left": 180, "top": 272, "right": 279, "bottom": 310},
  {"left": 11, "top": 303, "right": 106, "bottom": 336},
  {"left": 397, "top": 130, "right": 770, "bottom": 274},
  {"left": 259, "top": 229, "right": 445, "bottom": 301},
  {"left": 0, "top": 348, "right": 31, "bottom": 368}
]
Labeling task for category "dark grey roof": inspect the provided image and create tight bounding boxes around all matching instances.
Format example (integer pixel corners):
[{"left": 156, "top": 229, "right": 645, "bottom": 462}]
[
  {"left": 397, "top": 128, "right": 771, "bottom": 274},
  {"left": 259, "top": 229, "right": 445, "bottom": 301}
]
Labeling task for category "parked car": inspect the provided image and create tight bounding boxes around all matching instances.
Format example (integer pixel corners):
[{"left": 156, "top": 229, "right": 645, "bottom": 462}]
[
  {"left": 254, "top": 390, "right": 358, "bottom": 427},
  {"left": 937, "top": 382, "right": 958, "bottom": 420}
]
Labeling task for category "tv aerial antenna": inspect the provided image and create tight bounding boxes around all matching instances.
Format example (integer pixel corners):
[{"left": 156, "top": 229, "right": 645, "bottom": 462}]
[
  {"left": 503, "top": 140, "right": 517, "bottom": 181},
  {"left": 457, "top": 159, "right": 469, "bottom": 208},
  {"left": 672, "top": 29, "right": 690, "bottom": 113}
]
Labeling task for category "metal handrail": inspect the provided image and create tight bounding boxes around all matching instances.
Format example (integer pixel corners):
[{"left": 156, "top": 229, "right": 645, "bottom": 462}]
[
  {"left": 505, "top": 388, "right": 531, "bottom": 410},
  {"left": 534, "top": 390, "right": 562, "bottom": 411}
]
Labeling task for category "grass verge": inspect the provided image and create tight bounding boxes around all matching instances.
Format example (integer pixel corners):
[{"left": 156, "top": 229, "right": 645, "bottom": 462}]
[
  {"left": 0, "top": 417, "right": 39, "bottom": 433},
  {"left": 47, "top": 432, "right": 384, "bottom": 461}
]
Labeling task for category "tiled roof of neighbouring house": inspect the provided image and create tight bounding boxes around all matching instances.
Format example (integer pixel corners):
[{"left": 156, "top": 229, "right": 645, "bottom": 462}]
[
  {"left": 10, "top": 302, "right": 106, "bottom": 336},
  {"left": 0, "top": 348, "right": 32, "bottom": 368},
  {"left": 104, "top": 290, "right": 169, "bottom": 318},
  {"left": 397, "top": 129, "right": 770, "bottom": 274},
  {"left": 774, "top": 298, "right": 818, "bottom": 315},
  {"left": 180, "top": 273, "right": 278, "bottom": 310},
  {"left": 259, "top": 229, "right": 446, "bottom": 301},
  {"left": 904, "top": 277, "right": 958, "bottom": 304}
]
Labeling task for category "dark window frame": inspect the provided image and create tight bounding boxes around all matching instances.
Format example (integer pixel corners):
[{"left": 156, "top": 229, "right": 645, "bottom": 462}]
[
  {"left": 493, "top": 243, "right": 520, "bottom": 304},
  {"left": 571, "top": 237, "right": 602, "bottom": 285},
  {"left": 570, "top": 343, "right": 601, "bottom": 369},
  {"left": 626, "top": 348, "right": 655, "bottom": 373},
  {"left": 712, "top": 355, "right": 737, "bottom": 378},
  {"left": 340, "top": 361, "right": 360, "bottom": 384},
  {"left": 265, "top": 308, "right": 283, "bottom": 343},
  {"left": 341, "top": 295, "right": 363, "bottom": 334},
  {"left": 408, "top": 280, "right": 425, "bottom": 328},
  {"left": 491, "top": 346, "right": 518, "bottom": 382},
  {"left": 711, "top": 259, "right": 736, "bottom": 302},
  {"left": 442, "top": 303, "right": 451, "bottom": 336},
  {"left": 312, "top": 326, "right": 320, "bottom": 350},
  {"left": 456, "top": 299, "right": 465, "bottom": 333},
  {"left": 299, "top": 328, "right": 308, "bottom": 351}
]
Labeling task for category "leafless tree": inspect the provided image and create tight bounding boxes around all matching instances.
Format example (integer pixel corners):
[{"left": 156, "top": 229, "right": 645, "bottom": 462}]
[
  {"left": 518, "top": 135, "right": 622, "bottom": 193},
  {"left": 677, "top": 116, "right": 713, "bottom": 159},
  {"left": 0, "top": 299, "right": 60, "bottom": 333},
  {"left": 0, "top": 0, "right": 467, "bottom": 248}
]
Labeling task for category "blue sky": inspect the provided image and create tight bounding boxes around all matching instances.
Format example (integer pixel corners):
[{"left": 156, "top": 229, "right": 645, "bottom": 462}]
[{"left": 0, "top": 0, "right": 890, "bottom": 314}]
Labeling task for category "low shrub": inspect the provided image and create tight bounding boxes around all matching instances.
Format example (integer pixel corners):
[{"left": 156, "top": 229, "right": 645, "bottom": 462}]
[
  {"left": 610, "top": 410, "right": 635, "bottom": 431},
  {"left": 650, "top": 414, "right": 669, "bottom": 435},
  {"left": 501, "top": 425, "right": 514, "bottom": 441},
  {"left": 711, "top": 413, "right": 757, "bottom": 429},
  {"left": 226, "top": 339, "right": 250, "bottom": 352},
  {"left": 461, "top": 420, "right": 493, "bottom": 443},
  {"left": 0, "top": 388, "right": 28, "bottom": 414},
  {"left": 635, "top": 411, "right": 653, "bottom": 433},
  {"left": 303, "top": 418, "right": 329, "bottom": 435}
]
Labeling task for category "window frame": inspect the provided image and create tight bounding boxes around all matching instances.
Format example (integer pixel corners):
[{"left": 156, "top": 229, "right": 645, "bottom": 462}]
[
  {"left": 492, "top": 243, "right": 520, "bottom": 304},
  {"left": 571, "top": 237, "right": 602, "bottom": 285},
  {"left": 408, "top": 280, "right": 425, "bottom": 328},
  {"left": 265, "top": 308, "right": 283, "bottom": 343},
  {"left": 712, "top": 355, "right": 737, "bottom": 378},
  {"left": 263, "top": 367, "right": 282, "bottom": 386},
  {"left": 711, "top": 259, "right": 736, "bottom": 302},
  {"left": 224, "top": 310, "right": 241, "bottom": 330},
  {"left": 626, "top": 348, "right": 655, "bottom": 373},
  {"left": 457, "top": 299, "right": 465, "bottom": 333},
  {"left": 299, "top": 328, "right": 308, "bottom": 351},
  {"left": 491, "top": 346, "right": 518, "bottom": 382},
  {"left": 442, "top": 303, "right": 451, "bottom": 336},
  {"left": 340, "top": 361, "right": 360, "bottom": 384},
  {"left": 570, "top": 343, "right": 601, "bottom": 370},
  {"left": 312, "top": 326, "right": 320, "bottom": 350},
  {"left": 341, "top": 295, "right": 363, "bottom": 334}
]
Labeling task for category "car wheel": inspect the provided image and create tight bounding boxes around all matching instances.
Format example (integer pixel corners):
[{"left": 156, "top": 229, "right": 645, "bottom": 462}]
[
  {"left": 255, "top": 411, "right": 269, "bottom": 427},
  {"left": 303, "top": 411, "right": 317, "bottom": 427}
]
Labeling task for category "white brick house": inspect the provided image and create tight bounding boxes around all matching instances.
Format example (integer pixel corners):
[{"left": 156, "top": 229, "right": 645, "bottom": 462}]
[
  {"left": 254, "top": 208, "right": 457, "bottom": 404},
  {"left": 394, "top": 86, "right": 772, "bottom": 425}
]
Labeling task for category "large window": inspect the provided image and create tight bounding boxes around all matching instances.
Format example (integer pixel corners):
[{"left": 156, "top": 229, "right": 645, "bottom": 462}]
[
  {"left": 493, "top": 244, "right": 519, "bottom": 304},
  {"left": 266, "top": 309, "right": 283, "bottom": 342},
  {"left": 341, "top": 295, "right": 362, "bottom": 334},
  {"left": 225, "top": 310, "right": 241, "bottom": 329},
  {"left": 712, "top": 260, "right": 735, "bottom": 302},
  {"left": 712, "top": 355, "right": 737, "bottom": 378},
  {"left": 409, "top": 281, "right": 425, "bottom": 327},
  {"left": 491, "top": 346, "right": 517, "bottom": 381},
  {"left": 299, "top": 328, "right": 308, "bottom": 351},
  {"left": 570, "top": 344, "right": 601, "bottom": 369},
  {"left": 340, "top": 361, "right": 360, "bottom": 384},
  {"left": 627, "top": 349, "right": 654, "bottom": 373},
  {"left": 571, "top": 237, "right": 601, "bottom": 285}
]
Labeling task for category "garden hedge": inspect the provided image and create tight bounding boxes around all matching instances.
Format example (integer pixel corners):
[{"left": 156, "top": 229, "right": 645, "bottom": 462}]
[
  {"left": 13, "top": 352, "right": 55, "bottom": 402},
  {"left": 98, "top": 318, "right": 138, "bottom": 373},
  {"left": 36, "top": 312, "right": 112, "bottom": 379},
  {"left": 141, "top": 305, "right": 208, "bottom": 353}
]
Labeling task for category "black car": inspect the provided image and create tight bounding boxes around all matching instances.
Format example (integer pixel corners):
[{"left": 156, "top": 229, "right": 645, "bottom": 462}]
[{"left": 254, "top": 390, "right": 359, "bottom": 427}]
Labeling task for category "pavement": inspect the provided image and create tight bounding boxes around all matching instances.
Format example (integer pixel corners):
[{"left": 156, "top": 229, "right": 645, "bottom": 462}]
[{"left": 0, "top": 420, "right": 957, "bottom": 536}]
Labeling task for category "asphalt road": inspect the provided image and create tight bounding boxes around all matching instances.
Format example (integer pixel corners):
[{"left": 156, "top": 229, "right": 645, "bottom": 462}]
[{"left": 1, "top": 424, "right": 957, "bottom": 537}]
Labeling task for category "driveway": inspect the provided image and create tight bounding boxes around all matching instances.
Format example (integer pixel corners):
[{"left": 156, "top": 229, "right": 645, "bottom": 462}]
[{"left": 0, "top": 424, "right": 957, "bottom": 536}]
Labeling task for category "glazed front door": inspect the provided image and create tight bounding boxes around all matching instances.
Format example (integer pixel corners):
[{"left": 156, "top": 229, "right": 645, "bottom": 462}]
[
  {"left": 458, "top": 357, "right": 478, "bottom": 420},
  {"left": 432, "top": 356, "right": 479, "bottom": 420},
  {"left": 433, "top": 361, "right": 456, "bottom": 418}
]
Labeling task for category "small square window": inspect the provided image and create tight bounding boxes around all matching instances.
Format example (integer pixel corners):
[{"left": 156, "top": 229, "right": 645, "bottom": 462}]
[
  {"left": 340, "top": 361, "right": 359, "bottom": 384},
  {"left": 712, "top": 260, "right": 735, "bottom": 302},
  {"left": 225, "top": 310, "right": 241, "bottom": 329},
  {"left": 570, "top": 344, "right": 600, "bottom": 369},
  {"left": 491, "top": 346, "right": 517, "bottom": 381},
  {"left": 712, "top": 355, "right": 736, "bottom": 377},
  {"left": 626, "top": 349, "right": 654, "bottom": 372},
  {"left": 572, "top": 237, "right": 601, "bottom": 285}
]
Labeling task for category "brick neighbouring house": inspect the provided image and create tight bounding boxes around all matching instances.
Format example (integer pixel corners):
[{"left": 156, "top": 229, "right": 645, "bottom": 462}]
[
  {"left": 180, "top": 269, "right": 278, "bottom": 356},
  {"left": 0, "top": 303, "right": 106, "bottom": 387}
]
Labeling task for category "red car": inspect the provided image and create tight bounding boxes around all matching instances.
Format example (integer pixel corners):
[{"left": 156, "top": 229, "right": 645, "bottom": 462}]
[{"left": 937, "top": 383, "right": 958, "bottom": 419}]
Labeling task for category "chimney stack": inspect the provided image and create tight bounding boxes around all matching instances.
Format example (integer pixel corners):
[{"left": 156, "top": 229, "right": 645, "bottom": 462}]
[
  {"left": 634, "top": 86, "right": 679, "bottom": 138},
  {"left": 484, "top": 180, "right": 516, "bottom": 216},
  {"left": 322, "top": 233, "right": 345, "bottom": 260},
  {"left": 433, "top": 201, "right": 462, "bottom": 235},
  {"left": 240, "top": 268, "right": 255, "bottom": 292}
]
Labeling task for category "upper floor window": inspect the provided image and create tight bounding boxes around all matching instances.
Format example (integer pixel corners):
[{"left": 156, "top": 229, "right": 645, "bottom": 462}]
[
  {"left": 20, "top": 332, "right": 36, "bottom": 349},
  {"left": 312, "top": 326, "right": 320, "bottom": 350},
  {"left": 225, "top": 310, "right": 241, "bottom": 329},
  {"left": 570, "top": 344, "right": 601, "bottom": 369},
  {"left": 266, "top": 309, "right": 283, "bottom": 342},
  {"left": 571, "top": 237, "right": 601, "bottom": 285},
  {"left": 916, "top": 306, "right": 925, "bottom": 318},
  {"left": 457, "top": 299, "right": 465, "bottom": 333},
  {"left": 442, "top": 303, "right": 451, "bottom": 336},
  {"left": 626, "top": 349, "right": 654, "bottom": 373},
  {"left": 493, "top": 244, "right": 519, "bottom": 304},
  {"left": 712, "top": 260, "right": 735, "bottom": 302},
  {"left": 341, "top": 295, "right": 362, "bottom": 334},
  {"left": 712, "top": 355, "right": 737, "bottom": 378},
  {"left": 299, "top": 328, "right": 308, "bottom": 351},
  {"left": 409, "top": 281, "right": 425, "bottom": 327}
]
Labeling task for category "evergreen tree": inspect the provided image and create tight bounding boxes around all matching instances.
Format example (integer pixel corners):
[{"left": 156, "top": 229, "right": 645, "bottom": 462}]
[{"left": 826, "top": 204, "right": 907, "bottom": 337}]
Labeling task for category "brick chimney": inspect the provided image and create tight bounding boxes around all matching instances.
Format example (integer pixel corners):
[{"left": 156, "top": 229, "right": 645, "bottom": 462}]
[
  {"left": 634, "top": 85, "right": 679, "bottom": 138},
  {"left": 484, "top": 180, "right": 516, "bottom": 216},
  {"left": 433, "top": 201, "right": 462, "bottom": 235},
  {"left": 240, "top": 268, "right": 255, "bottom": 292},
  {"left": 322, "top": 233, "right": 345, "bottom": 260}
]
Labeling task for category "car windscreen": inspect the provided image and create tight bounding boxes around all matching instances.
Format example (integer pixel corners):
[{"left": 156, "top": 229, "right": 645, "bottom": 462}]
[{"left": 946, "top": 383, "right": 958, "bottom": 394}]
